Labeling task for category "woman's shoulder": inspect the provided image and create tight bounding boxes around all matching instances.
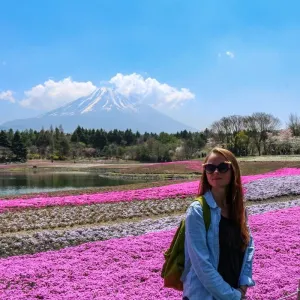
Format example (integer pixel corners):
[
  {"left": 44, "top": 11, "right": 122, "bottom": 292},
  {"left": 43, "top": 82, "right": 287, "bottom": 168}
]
[
  {"left": 185, "top": 198, "right": 208, "bottom": 229},
  {"left": 186, "top": 191, "right": 213, "bottom": 218},
  {"left": 188, "top": 192, "right": 210, "bottom": 209},
  {"left": 186, "top": 199, "right": 204, "bottom": 216}
]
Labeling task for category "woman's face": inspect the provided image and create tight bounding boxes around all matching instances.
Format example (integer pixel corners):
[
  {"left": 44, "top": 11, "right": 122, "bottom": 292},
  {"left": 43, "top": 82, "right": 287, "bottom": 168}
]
[{"left": 204, "top": 152, "right": 232, "bottom": 189}]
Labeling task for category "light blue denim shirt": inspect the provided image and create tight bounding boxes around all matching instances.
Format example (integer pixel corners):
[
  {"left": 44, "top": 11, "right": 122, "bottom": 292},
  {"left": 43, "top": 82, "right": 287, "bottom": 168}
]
[{"left": 181, "top": 190, "right": 255, "bottom": 300}]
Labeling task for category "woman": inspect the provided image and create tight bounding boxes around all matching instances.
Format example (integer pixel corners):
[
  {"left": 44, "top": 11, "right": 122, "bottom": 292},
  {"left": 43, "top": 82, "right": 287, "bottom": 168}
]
[{"left": 181, "top": 147, "right": 255, "bottom": 300}]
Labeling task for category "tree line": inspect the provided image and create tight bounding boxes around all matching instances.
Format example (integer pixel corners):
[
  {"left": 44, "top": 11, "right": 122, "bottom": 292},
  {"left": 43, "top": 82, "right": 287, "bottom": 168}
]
[
  {"left": 0, "top": 126, "right": 207, "bottom": 163},
  {"left": 1, "top": 112, "right": 300, "bottom": 163},
  {"left": 209, "top": 112, "right": 300, "bottom": 156}
]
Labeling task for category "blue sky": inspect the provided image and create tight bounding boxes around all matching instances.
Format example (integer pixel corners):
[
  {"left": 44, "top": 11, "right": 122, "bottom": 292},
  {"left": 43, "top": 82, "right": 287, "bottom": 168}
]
[{"left": 0, "top": 0, "right": 300, "bottom": 130}]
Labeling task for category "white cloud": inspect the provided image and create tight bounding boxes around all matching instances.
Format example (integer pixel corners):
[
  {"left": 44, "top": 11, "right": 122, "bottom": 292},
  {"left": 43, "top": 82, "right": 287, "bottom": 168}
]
[
  {"left": 19, "top": 77, "right": 96, "bottom": 110},
  {"left": 225, "top": 51, "right": 235, "bottom": 59},
  {"left": 16, "top": 73, "right": 194, "bottom": 111},
  {"left": 109, "top": 73, "right": 195, "bottom": 108},
  {"left": 0, "top": 90, "right": 15, "bottom": 103}
]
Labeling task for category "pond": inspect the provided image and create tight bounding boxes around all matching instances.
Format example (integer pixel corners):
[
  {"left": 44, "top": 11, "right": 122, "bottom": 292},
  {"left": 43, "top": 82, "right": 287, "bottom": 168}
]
[{"left": 0, "top": 170, "right": 140, "bottom": 196}]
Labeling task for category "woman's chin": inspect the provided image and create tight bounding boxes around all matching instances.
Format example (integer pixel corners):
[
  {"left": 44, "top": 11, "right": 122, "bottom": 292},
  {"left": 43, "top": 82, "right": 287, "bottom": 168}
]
[{"left": 211, "top": 183, "right": 227, "bottom": 188}]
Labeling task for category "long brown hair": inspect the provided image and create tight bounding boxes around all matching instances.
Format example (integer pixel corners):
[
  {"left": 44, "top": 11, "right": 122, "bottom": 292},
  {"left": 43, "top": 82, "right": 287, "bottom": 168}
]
[{"left": 198, "top": 147, "right": 250, "bottom": 250}]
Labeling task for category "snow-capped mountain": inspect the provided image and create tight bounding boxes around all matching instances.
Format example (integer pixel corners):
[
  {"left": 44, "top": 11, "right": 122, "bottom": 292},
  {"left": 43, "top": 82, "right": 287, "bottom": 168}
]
[
  {"left": 46, "top": 87, "right": 139, "bottom": 117},
  {"left": 2, "top": 88, "right": 197, "bottom": 133}
]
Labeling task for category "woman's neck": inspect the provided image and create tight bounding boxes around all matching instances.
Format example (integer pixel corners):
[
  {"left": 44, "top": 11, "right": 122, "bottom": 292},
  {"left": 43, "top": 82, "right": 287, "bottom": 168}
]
[{"left": 211, "top": 188, "right": 227, "bottom": 209}]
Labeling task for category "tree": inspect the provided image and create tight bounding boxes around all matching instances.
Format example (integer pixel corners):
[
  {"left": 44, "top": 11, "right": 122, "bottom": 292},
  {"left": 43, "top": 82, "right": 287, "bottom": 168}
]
[
  {"left": 158, "top": 132, "right": 178, "bottom": 144},
  {"left": 176, "top": 130, "right": 192, "bottom": 140},
  {"left": 211, "top": 115, "right": 246, "bottom": 154},
  {"left": 72, "top": 126, "right": 88, "bottom": 145},
  {"left": 136, "top": 144, "right": 151, "bottom": 162},
  {"left": 83, "top": 147, "right": 97, "bottom": 158},
  {"left": 124, "top": 129, "right": 135, "bottom": 146},
  {"left": 71, "top": 130, "right": 79, "bottom": 143},
  {"left": 107, "top": 129, "right": 123, "bottom": 145},
  {"left": 235, "top": 131, "right": 250, "bottom": 156},
  {"left": 183, "top": 139, "right": 197, "bottom": 159},
  {"left": 58, "top": 136, "right": 70, "bottom": 158},
  {"left": 0, "top": 131, "right": 10, "bottom": 148},
  {"left": 11, "top": 131, "right": 27, "bottom": 161},
  {"left": 7, "top": 129, "right": 14, "bottom": 145},
  {"left": 244, "top": 112, "right": 280, "bottom": 155},
  {"left": 49, "top": 126, "right": 55, "bottom": 160},
  {"left": 0, "top": 146, "right": 13, "bottom": 162},
  {"left": 288, "top": 113, "right": 300, "bottom": 136},
  {"left": 265, "top": 129, "right": 293, "bottom": 155},
  {"left": 36, "top": 128, "right": 51, "bottom": 158},
  {"left": 211, "top": 120, "right": 226, "bottom": 145},
  {"left": 193, "top": 132, "right": 206, "bottom": 149},
  {"left": 93, "top": 130, "right": 107, "bottom": 150}
]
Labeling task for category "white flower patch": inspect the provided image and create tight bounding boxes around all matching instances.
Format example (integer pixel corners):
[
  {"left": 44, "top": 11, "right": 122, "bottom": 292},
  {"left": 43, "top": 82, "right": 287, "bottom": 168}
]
[
  {"left": 0, "top": 197, "right": 195, "bottom": 234},
  {"left": 0, "top": 199, "right": 299, "bottom": 257},
  {"left": 244, "top": 175, "right": 300, "bottom": 200}
]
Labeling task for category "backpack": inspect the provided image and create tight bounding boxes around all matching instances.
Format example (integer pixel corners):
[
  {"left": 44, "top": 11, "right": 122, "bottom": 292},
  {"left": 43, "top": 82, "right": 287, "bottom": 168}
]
[{"left": 161, "top": 196, "right": 211, "bottom": 291}]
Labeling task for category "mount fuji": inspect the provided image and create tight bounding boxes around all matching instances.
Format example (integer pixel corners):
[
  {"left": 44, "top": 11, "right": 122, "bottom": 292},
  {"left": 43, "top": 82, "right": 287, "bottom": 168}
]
[{"left": 1, "top": 88, "right": 197, "bottom": 133}]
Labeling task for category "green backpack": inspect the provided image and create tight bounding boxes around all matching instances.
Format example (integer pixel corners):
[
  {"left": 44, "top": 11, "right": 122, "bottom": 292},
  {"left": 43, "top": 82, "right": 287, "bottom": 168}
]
[{"left": 161, "top": 196, "right": 211, "bottom": 291}]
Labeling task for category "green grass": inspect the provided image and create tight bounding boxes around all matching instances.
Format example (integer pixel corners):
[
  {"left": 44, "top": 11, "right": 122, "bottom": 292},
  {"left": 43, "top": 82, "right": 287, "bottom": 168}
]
[
  {"left": 118, "top": 164, "right": 200, "bottom": 174},
  {"left": 237, "top": 155, "right": 300, "bottom": 161},
  {"left": 239, "top": 161, "right": 300, "bottom": 175}
]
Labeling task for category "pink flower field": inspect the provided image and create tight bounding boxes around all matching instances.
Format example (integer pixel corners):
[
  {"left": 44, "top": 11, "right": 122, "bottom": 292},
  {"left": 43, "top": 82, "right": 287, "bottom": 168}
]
[
  {"left": 0, "top": 206, "right": 299, "bottom": 300},
  {"left": 1, "top": 168, "right": 300, "bottom": 213}
]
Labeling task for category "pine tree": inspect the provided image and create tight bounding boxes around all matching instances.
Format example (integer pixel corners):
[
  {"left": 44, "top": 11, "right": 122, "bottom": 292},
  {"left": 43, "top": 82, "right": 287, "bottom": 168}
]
[
  {"left": 11, "top": 131, "right": 27, "bottom": 161},
  {"left": 0, "top": 130, "right": 10, "bottom": 147},
  {"left": 124, "top": 129, "right": 135, "bottom": 146},
  {"left": 93, "top": 130, "right": 107, "bottom": 150}
]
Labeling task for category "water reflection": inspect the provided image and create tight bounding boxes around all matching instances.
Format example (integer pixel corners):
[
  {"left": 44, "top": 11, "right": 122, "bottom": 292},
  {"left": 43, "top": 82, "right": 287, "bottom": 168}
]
[{"left": 0, "top": 171, "right": 136, "bottom": 196}]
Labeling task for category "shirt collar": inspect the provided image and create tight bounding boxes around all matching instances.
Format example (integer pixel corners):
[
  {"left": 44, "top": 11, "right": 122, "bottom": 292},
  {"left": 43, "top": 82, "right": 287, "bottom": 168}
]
[{"left": 204, "top": 190, "right": 219, "bottom": 209}]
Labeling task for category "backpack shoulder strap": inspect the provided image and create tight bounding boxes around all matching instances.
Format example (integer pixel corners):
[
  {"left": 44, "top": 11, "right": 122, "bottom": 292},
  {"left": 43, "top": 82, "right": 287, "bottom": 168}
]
[{"left": 195, "top": 196, "right": 211, "bottom": 231}]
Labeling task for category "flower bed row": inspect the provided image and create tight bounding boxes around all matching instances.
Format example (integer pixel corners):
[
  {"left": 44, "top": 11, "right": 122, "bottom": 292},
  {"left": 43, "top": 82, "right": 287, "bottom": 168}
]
[
  {"left": 2, "top": 174, "right": 300, "bottom": 235},
  {"left": 1, "top": 168, "right": 300, "bottom": 213},
  {"left": 0, "top": 199, "right": 299, "bottom": 258},
  {"left": 0, "top": 206, "right": 299, "bottom": 299},
  {"left": 245, "top": 175, "right": 300, "bottom": 200},
  {"left": 0, "top": 197, "right": 191, "bottom": 234}
]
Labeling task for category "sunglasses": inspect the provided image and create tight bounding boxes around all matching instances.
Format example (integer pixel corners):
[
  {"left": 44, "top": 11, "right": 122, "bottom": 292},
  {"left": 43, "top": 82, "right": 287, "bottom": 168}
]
[{"left": 203, "top": 162, "right": 231, "bottom": 174}]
